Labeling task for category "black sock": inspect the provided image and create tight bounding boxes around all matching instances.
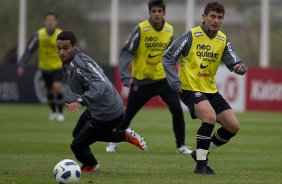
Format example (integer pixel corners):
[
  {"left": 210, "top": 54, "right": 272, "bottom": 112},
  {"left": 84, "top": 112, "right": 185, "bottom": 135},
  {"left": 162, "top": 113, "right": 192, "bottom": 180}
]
[
  {"left": 196, "top": 122, "right": 214, "bottom": 168},
  {"left": 196, "top": 122, "right": 215, "bottom": 150},
  {"left": 56, "top": 93, "right": 64, "bottom": 113},
  {"left": 211, "top": 127, "right": 236, "bottom": 147},
  {"left": 47, "top": 93, "right": 56, "bottom": 113}
]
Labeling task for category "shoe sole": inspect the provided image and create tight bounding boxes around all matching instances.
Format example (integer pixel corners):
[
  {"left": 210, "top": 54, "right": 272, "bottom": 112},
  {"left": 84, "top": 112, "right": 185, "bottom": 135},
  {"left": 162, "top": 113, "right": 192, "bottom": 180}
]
[
  {"left": 194, "top": 170, "right": 215, "bottom": 175},
  {"left": 106, "top": 148, "right": 117, "bottom": 152},
  {"left": 194, "top": 166, "right": 215, "bottom": 175},
  {"left": 81, "top": 164, "right": 100, "bottom": 173},
  {"left": 177, "top": 148, "right": 193, "bottom": 154}
]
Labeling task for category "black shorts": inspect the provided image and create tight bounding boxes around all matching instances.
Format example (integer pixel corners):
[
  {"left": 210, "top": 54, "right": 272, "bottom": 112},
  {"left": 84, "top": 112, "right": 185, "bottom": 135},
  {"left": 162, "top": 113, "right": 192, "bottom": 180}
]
[
  {"left": 41, "top": 69, "right": 63, "bottom": 89},
  {"left": 179, "top": 90, "right": 231, "bottom": 119}
]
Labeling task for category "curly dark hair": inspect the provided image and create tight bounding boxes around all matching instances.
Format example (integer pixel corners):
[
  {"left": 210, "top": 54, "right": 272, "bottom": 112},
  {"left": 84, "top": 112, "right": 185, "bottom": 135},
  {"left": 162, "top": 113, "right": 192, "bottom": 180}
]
[
  {"left": 148, "top": 0, "right": 166, "bottom": 12},
  {"left": 57, "top": 31, "right": 77, "bottom": 46},
  {"left": 204, "top": 1, "right": 225, "bottom": 15}
]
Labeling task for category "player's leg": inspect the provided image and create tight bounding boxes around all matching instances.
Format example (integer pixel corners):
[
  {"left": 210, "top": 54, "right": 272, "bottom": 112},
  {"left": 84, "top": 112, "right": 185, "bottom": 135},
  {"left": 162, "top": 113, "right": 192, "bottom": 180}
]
[
  {"left": 180, "top": 91, "right": 216, "bottom": 174},
  {"left": 209, "top": 92, "right": 240, "bottom": 152},
  {"left": 106, "top": 83, "right": 153, "bottom": 152},
  {"left": 158, "top": 80, "right": 191, "bottom": 153},
  {"left": 209, "top": 109, "right": 240, "bottom": 151},
  {"left": 116, "top": 83, "right": 154, "bottom": 130},
  {"left": 96, "top": 114, "right": 125, "bottom": 142},
  {"left": 71, "top": 118, "right": 102, "bottom": 173},
  {"left": 52, "top": 69, "right": 64, "bottom": 121},
  {"left": 72, "top": 109, "right": 92, "bottom": 137},
  {"left": 73, "top": 115, "right": 146, "bottom": 172},
  {"left": 42, "top": 70, "right": 57, "bottom": 120},
  {"left": 71, "top": 124, "right": 98, "bottom": 168},
  {"left": 96, "top": 115, "right": 147, "bottom": 150},
  {"left": 194, "top": 100, "right": 216, "bottom": 174},
  {"left": 217, "top": 109, "right": 240, "bottom": 133}
]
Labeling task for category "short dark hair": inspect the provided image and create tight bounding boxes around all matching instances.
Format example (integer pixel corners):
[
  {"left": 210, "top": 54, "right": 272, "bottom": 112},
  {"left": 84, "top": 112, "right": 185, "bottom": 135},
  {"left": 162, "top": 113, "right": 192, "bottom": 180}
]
[
  {"left": 44, "top": 12, "right": 57, "bottom": 19},
  {"left": 148, "top": 0, "right": 166, "bottom": 12},
  {"left": 57, "top": 31, "right": 77, "bottom": 45},
  {"left": 204, "top": 1, "right": 225, "bottom": 15}
]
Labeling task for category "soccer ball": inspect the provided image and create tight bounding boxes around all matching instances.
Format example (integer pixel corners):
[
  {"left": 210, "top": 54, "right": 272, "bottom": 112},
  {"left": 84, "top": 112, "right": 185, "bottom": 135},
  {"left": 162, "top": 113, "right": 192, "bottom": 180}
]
[{"left": 53, "top": 159, "right": 81, "bottom": 184}]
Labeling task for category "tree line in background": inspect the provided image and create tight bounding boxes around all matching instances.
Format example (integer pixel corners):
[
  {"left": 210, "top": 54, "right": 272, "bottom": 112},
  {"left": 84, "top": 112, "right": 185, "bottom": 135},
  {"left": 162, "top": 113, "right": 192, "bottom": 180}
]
[{"left": 0, "top": 0, "right": 281, "bottom": 66}]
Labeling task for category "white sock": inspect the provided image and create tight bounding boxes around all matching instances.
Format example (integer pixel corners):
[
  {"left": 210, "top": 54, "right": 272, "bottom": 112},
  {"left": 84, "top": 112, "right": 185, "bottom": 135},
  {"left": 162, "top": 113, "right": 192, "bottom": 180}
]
[
  {"left": 209, "top": 142, "right": 218, "bottom": 152},
  {"left": 196, "top": 148, "right": 209, "bottom": 160}
]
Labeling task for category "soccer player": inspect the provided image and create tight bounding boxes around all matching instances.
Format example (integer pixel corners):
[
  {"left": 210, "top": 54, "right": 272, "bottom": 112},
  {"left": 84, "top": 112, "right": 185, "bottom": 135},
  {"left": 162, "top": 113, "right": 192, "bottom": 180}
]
[
  {"left": 162, "top": 1, "right": 247, "bottom": 174},
  {"left": 106, "top": 0, "right": 192, "bottom": 154},
  {"left": 56, "top": 30, "right": 147, "bottom": 173},
  {"left": 17, "top": 12, "right": 64, "bottom": 121}
]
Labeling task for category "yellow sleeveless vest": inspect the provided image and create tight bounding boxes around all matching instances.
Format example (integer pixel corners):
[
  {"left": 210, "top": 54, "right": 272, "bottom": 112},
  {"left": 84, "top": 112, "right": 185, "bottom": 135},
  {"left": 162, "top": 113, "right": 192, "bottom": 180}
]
[
  {"left": 132, "top": 20, "right": 173, "bottom": 80},
  {"left": 38, "top": 28, "right": 62, "bottom": 70},
  {"left": 179, "top": 26, "right": 226, "bottom": 93}
]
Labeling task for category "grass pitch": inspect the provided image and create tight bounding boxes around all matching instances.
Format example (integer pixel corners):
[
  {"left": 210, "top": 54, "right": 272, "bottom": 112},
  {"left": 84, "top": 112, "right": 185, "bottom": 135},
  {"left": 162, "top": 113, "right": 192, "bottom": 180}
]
[{"left": 0, "top": 103, "right": 282, "bottom": 184}]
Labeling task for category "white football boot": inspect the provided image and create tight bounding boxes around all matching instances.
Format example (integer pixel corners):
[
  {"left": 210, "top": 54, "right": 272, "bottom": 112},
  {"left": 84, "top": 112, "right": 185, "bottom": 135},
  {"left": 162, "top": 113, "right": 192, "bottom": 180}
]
[
  {"left": 48, "top": 113, "right": 57, "bottom": 121},
  {"left": 177, "top": 145, "right": 193, "bottom": 154},
  {"left": 106, "top": 142, "right": 119, "bottom": 152},
  {"left": 56, "top": 113, "right": 65, "bottom": 122}
]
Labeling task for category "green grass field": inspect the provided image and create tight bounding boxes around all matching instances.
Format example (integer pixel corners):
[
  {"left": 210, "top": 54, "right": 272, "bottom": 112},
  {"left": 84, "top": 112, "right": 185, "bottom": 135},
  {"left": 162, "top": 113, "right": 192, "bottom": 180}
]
[{"left": 0, "top": 103, "right": 282, "bottom": 184}]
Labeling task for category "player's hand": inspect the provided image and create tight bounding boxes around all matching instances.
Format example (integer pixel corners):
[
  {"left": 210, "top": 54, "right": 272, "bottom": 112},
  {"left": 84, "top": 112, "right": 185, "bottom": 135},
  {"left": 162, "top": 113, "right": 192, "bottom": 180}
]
[
  {"left": 17, "top": 67, "right": 25, "bottom": 77},
  {"left": 234, "top": 63, "right": 246, "bottom": 75},
  {"left": 65, "top": 102, "right": 82, "bottom": 114}
]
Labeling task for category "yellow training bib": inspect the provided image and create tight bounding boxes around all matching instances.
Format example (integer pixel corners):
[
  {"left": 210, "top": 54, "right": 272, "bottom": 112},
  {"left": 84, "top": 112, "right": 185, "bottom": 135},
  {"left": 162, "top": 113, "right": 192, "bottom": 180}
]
[
  {"left": 179, "top": 26, "right": 226, "bottom": 93},
  {"left": 132, "top": 20, "right": 173, "bottom": 80},
  {"left": 38, "top": 28, "right": 62, "bottom": 70}
]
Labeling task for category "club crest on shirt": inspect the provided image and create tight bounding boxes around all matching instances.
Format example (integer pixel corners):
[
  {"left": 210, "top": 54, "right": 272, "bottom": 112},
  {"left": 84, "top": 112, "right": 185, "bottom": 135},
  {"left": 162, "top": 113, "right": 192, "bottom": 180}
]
[
  {"left": 195, "top": 92, "right": 202, "bottom": 97},
  {"left": 217, "top": 35, "right": 225, "bottom": 41},
  {"left": 144, "top": 27, "right": 151, "bottom": 32},
  {"left": 165, "top": 27, "right": 172, "bottom": 32},
  {"left": 194, "top": 32, "right": 203, "bottom": 37}
]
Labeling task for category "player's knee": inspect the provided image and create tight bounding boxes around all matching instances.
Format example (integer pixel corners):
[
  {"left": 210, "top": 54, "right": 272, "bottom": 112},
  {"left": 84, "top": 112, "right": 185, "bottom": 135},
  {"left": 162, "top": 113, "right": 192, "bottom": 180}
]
[
  {"left": 204, "top": 113, "right": 216, "bottom": 124},
  {"left": 70, "top": 141, "right": 79, "bottom": 153},
  {"left": 196, "top": 109, "right": 216, "bottom": 123},
  {"left": 53, "top": 82, "right": 63, "bottom": 92},
  {"left": 229, "top": 122, "right": 240, "bottom": 134},
  {"left": 233, "top": 123, "right": 240, "bottom": 133}
]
